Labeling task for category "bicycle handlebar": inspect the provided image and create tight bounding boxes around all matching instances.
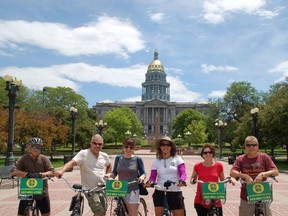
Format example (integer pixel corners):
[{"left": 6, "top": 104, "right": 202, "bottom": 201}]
[
  {"left": 146, "top": 180, "right": 187, "bottom": 190},
  {"left": 192, "top": 176, "right": 233, "bottom": 184},
  {"left": 238, "top": 176, "right": 278, "bottom": 184},
  {"left": 61, "top": 176, "right": 105, "bottom": 194}
]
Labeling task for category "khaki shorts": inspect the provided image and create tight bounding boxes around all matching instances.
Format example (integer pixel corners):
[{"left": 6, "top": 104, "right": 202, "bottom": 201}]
[
  {"left": 85, "top": 190, "right": 107, "bottom": 214},
  {"left": 239, "top": 199, "right": 272, "bottom": 216}
]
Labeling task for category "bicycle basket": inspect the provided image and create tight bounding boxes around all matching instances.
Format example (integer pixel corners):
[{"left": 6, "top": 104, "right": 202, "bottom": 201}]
[
  {"left": 19, "top": 178, "right": 44, "bottom": 195},
  {"left": 246, "top": 182, "right": 272, "bottom": 202},
  {"left": 202, "top": 182, "right": 226, "bottom": 200},
  {"left": 105, "top": 180, "right": 128, "bottom": 197}
]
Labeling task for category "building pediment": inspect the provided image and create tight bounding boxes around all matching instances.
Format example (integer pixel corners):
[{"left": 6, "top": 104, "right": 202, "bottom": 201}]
[{"left": 143, "top": 99, "right": 172, "bottom": 107}]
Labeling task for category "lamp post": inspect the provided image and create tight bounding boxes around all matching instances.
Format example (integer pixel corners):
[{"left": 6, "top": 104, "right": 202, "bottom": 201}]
[
  {"left": 185, "top": 131, "right": 191, "bottom": 148},
  {"left": 125, "top": 130, "right": 131, "bottom": 138},
  {"left": 3, "top": 75, "right": 22, "bottom": 166},
  {"left": 215, "top": 120, "right": 227, "bottom": 159},
  {"left": 70, "top": 107, "right": 78, "bottom": 156},
  {"left": 142, "top": 130, "right": 146, "bottom": 139},
  {"left": 42, "top": 87, "right": 47, "bottom": 107},
  {"left": 177, "top": 134, "right": 182, "bottom": 147},
  {"left": 95, "top": 120, "right": 107, "bottom": 136},
  {"left": 164, "top": 127, "right": 168, "bottom": 136},
  {"left": 250, "top": 107, "right": 259, "bottom": 137}
]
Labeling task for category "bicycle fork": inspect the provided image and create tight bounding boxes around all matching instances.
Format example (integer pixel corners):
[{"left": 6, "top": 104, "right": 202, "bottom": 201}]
[
  {"left": 255, "top": 201, "right": 264, "bottom": 216},
  {"left": 163, "top": 191, "right": 170, "bottom": 216}
]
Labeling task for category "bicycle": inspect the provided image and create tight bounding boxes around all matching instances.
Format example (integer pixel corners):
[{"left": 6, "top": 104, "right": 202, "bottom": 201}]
[
  {"left": 18, "top": 175, "right": 53, "bottom": 216},
  {"left": 61, "top": 176, "right": 106, "bottom": 216},
  {"left": 192, "top": 177, "right": 233, "bottom": 216},
  {"left": 239, "top": 176, "right": 278, "bottom": 216},
  {"left": 147, "top": 180, "right": 187, "bottom": 216},
  {"left": 107, "top": 179, "right": 148, "bottom": 216}
]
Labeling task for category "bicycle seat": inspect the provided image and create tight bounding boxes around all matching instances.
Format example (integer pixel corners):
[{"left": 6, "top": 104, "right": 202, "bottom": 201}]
[{"left": 73, "top": 184, "right": 83, "bottom": 190}]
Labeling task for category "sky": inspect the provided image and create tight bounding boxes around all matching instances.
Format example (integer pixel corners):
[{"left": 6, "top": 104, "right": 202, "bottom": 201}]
[{"left": 1, "top": 0, "right": 288, "bottom": 108}]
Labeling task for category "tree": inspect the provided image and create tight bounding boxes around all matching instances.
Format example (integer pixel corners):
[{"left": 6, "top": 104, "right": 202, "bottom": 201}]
[
  {"left": 217, "top": 81, "right": 261, "bottom": 123},
  {"left": 172, "top": 109, "right": 207, "bottom": 140},
  {"left": 260, "top": 78, "right": 288, "bottom": 159},
  {"left": 185, "top": 120, "right": 208, "bottom": 144},
  {"left": 104, "top": 107, "right": 143, "bottom": 145}
]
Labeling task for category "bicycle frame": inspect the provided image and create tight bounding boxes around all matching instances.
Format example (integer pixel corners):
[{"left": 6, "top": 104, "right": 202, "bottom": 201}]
[
  {"left": 192, "top": 177, "right": 232, "bottom": 216},
  {"left": 152, "top": 180, "right": 185, "bottom": 216},
  {"left": 107, "top": 179, "right": 148, "bottom": 216},
  {"left": 18, "top": 176, "right": 53, "bottom": 216},
  {"left": 61, "top": 176, "right": 105, "bottom": 216},
  {"left": 240, "top": 176, "right": 278, "bottom": 216}
]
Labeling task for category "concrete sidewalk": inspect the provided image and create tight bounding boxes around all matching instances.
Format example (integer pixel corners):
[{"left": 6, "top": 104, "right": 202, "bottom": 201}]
[{"left": 0, "top": 151, "right": 287, "bottom": 215}]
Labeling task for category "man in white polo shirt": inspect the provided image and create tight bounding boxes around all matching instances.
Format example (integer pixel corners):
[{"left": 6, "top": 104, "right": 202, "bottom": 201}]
[{"left": 55, "top": 134, "right": 111, "bottom": 216}]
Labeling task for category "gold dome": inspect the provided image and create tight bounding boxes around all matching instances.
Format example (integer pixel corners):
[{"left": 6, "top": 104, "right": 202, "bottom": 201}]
[{"left": 148, "top": 50, "right": 164, "bottom": 72}]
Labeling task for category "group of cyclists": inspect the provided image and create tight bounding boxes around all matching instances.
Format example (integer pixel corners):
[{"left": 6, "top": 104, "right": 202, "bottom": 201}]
[{"left": 9, "top": 134, "right": 279, "bottom": 216}]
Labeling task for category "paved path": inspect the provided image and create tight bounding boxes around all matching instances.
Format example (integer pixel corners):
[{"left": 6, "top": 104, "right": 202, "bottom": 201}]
[{"left": 0, "top": 150, "right": 287, "bottom": 215}]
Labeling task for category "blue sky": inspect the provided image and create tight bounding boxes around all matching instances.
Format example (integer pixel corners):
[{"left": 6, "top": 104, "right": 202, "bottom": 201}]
[{"left": 1, "top": 0, "right": 288, "bottom": 107}]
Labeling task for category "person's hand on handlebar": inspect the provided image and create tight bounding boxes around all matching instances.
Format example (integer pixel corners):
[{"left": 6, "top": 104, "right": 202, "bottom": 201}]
[
  {"left": 26, "top": 172, "right": 42, "bottom": 178},
  {"left": 144, "top": 180, "right": 155, "bottom": 188},
  {"left": 54, "top": 170, "right": 64, "bottom": 178},
  {"left": 177, "top": 180, "right": 187, "bottom": 186}
]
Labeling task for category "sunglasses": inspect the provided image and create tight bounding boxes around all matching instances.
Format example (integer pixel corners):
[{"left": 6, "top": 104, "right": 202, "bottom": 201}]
[
  {"left": 246, "top": 144, "right": 257, "bottom": 147},
  {"left": 202, "top": 151, "right": 214, "bottom": 155},
  {"left": 92, "top": 142, "right": 103, "bottom": 146},
  {"left": 31, "top": 145, "right": 42, "bottom": 150},
  {"left": 124, "top": 145, "right": 134, "bottom": 149},
  {"left": 160, "top": 143, "right": 172, "bottom": 147}
]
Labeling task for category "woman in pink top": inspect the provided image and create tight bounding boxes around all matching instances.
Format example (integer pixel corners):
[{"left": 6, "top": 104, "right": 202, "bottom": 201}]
[{"left": 190, "top": 144, "right": 225, "bottom": 216}]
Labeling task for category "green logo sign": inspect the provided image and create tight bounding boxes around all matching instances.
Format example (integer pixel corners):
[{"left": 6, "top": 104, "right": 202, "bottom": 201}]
[
  {"left": 202, "top": 182, "right": 225, "bottom": 200},
  {"left": 105, "top": 180, "right": 128, "bottom": 197},
  {"left": 246, "top": 182, "right": 272, "bottom": 202},
  {"left": 20, "top": 178, "right": 44, "bottom": 195}
]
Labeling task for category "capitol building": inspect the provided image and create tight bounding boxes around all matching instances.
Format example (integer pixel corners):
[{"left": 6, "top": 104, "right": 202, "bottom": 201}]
[{"left": 92, "top": 50, "right": 209, "bottom": 138}]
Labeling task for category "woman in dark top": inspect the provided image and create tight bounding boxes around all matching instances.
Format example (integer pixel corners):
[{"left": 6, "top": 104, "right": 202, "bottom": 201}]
[{"left": 106, "top": 138, "right": 146, "bottom": 216}]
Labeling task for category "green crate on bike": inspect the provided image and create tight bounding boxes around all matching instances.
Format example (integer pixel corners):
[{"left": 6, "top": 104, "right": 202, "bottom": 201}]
[
  {"left": 246, "top": 182, "right": 272, "bottom": 202},
  {"left": 19, "top": 178, "right": 44, "bottom": 195},
  {"left": 105, "top": 180, "right": 128, "bottom": 197},
  {"left": 202, "top": 182, "right": 226, "bottom": 200}
]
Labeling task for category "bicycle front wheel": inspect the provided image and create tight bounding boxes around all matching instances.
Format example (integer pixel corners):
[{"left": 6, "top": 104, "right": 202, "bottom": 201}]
[
  {"left": 109, "top": 197, "right": 127, "bottom": 216},
  {"left": 138, "top": 198, "right": 148, "bottom": 216}
]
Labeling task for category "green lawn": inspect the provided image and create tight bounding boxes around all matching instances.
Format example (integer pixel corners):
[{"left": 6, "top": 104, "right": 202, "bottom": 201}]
[{"left": 1, "top": 150, "right": 287, "bottom": 170}]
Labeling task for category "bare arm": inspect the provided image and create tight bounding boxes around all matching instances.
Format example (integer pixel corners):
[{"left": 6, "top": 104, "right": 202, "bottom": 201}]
[
  {"left": 230, "top": 169, "right": 253, "bottom": 182},
  {"left": 54, "top": 160, "right": 77, "bottom": 178},
  {"left": 219, "top": 171, "right": 225, "bottom": 181},
  {"left": 106, "top": 163, "right": 112, "bottom": 174},
  {"left": 190, "top": 170, "right": 198, "bottom": 185}
]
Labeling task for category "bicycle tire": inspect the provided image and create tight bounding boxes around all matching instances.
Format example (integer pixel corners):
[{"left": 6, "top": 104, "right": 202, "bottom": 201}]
[
  {"left": 24, "top": 200, "right": 39, "bottom": 216},
  {"left": 109, "top": 197, "right": 127, "bottom": 216},
  {"left": 138, "top": 197, "right": 148, "bottom": 216},
  {"left": 71, "top": 201, "right": 83, "bottom": 216},
  {"left": 74, "top": 194, "right": 84, "bottom": 216}
]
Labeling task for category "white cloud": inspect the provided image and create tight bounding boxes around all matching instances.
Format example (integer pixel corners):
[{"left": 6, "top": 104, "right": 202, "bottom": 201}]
[
  {"left": 202, "top": 0, "right": 280, "bottom": 24},
  {"left": 209, "top": 90, "right": 226, "bottom": 98},
  {"left": 0, "top": 16, "right": 145, "bottom": 58},
  {"left": 0, "top": 63, "right": 147, "bottom": 91},
  {"left": 0, "top": 63, "right": 201, "bottom": 102},
  {"left": 147, "top": 11, "right": 167, "bottom": 24},
  {"left": 268, "top": 60, "right": 288, "bottom": 82},
  {"left": 167, "top": 76, "right": 202, "bottom": 102},
  {"left": 201, "top": 63, "right": 238, "bottom": 74}
]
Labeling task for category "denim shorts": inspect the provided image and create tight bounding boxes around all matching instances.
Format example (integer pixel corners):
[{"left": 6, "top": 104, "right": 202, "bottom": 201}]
[{"left": 123, "top": 189, "right": 140, "bottom": 204}]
